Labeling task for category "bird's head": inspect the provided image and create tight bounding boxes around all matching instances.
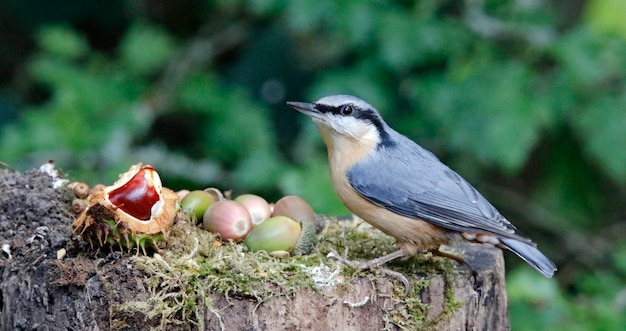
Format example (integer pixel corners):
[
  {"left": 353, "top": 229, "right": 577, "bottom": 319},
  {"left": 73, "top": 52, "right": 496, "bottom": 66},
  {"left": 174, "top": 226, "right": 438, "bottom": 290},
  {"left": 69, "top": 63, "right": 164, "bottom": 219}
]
[{"left": 287, "top": 95, "right": 392, "bottom": 147}]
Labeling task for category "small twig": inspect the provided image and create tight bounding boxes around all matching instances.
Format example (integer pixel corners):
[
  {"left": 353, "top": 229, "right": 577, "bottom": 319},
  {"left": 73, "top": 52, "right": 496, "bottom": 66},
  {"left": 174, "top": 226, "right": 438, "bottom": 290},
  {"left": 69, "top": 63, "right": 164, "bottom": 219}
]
[
  {"left": 0, "top": 161, "right": 15, "bottom": 171},
  {"left": 207, "top": 303, "right": 227, "bottom": 331},
  {"left": 343, "top": 295, "right": 370, "bottom": 308}
]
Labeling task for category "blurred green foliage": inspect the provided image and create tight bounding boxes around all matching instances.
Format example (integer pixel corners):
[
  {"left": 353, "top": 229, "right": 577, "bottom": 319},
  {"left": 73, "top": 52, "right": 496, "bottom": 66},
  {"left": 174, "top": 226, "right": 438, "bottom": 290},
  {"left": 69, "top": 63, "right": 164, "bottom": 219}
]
[{"left": 1, "top": 0, "right": 625, "bottom": 329}]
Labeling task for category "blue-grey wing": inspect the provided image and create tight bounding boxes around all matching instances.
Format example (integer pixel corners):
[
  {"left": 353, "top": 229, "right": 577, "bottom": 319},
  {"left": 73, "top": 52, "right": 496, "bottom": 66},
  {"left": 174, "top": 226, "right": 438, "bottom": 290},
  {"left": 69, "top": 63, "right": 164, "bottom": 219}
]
[{"left": 347, "top": 142, "right": 531, "bottom": 243}]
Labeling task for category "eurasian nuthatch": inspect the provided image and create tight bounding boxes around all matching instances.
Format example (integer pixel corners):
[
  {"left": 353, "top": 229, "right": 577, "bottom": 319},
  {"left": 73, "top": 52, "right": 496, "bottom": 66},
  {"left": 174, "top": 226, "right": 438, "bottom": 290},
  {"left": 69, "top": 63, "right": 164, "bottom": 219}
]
[{"left": 287, "top": 95, "right": 556, "bottom": 279}]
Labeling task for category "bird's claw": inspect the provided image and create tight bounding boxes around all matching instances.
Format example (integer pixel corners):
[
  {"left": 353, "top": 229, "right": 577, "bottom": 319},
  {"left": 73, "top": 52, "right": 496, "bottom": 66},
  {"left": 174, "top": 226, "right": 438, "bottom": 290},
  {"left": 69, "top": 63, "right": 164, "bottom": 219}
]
[
  {"left": 327, "top": 251, "right": 411, "bottom": 296},
  {"left": 377, "top": 268, "right": 411, "bottom": 295}
]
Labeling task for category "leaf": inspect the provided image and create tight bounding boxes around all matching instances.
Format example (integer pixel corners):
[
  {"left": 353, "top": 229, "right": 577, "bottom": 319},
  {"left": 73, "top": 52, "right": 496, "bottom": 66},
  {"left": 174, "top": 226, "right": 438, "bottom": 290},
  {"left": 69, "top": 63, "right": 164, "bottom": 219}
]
[
  {"left": 530, "top": 138, "right": 607, "bottom": 228},
  {"left": 119, "top": 23, "right": 176, "bottom": 76},
  {"left": 507, "top": 268, "right": 561, "bottom": 303},
  {"left": 247, "top": 0, "right": 287, "bottom": 16},
  {"left": 284, "top": 0, "right": 335, "bottom": 33},
  {"left": 553, "top": 27, "right": 626, "bottom": 88},
  {"left": 614, "top": 242, "right": 626, "bottom": 274},
  {"left": 571, "top": 95, "right": 626, "bottom": 183},
  {"left": 417, "top": 60, "right": 550, "bottom": 173},
  {"left": 36, "top": 25, "right": 88, "bottom": 59},
  {"left": 585, "top": 0, "right": 626, "bottom": 39},
  {"left": 507, "top": 268, "right": 572, "bottom": 331},
  {"left": 177, "top": 74, "right": 222, "bottom": 113},
  {"left": 376, "top": 12, "right": 469, "bottom": 71}
]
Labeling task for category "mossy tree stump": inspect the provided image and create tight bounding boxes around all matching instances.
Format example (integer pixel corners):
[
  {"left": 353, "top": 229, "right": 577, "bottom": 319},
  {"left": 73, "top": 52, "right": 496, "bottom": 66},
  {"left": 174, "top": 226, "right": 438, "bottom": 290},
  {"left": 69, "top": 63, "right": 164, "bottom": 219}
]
[
  {"left": 0, "top": 169, "right": 509, "bottom": 331},
  {"left": 199, "top": 243, "right": 508, "bottom": 330}
]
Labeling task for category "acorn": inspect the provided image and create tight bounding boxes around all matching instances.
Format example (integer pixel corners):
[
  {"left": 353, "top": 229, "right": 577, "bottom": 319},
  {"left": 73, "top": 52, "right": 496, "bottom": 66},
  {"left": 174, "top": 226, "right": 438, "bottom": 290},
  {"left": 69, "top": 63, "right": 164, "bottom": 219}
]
[
  {"left": 272, "top": 195, "right": 315, "bottom": 223},
  {"left": 235, "top": 194, "right": 271, "bottom": 226},
  {"left": 243, "top": 216, "right": 302, "bottom": 254},
  {"left": 271, "top": 195, "right": 318, "bottom": 255},
  {"left": 203, "top": 200, "right": 253, "bottom": 242},
  {"left": 181, "top": 190, "right": 215, "bottom": 222},
  {"left": 72, "top": 163, "right": 178, "bottom": 253}
]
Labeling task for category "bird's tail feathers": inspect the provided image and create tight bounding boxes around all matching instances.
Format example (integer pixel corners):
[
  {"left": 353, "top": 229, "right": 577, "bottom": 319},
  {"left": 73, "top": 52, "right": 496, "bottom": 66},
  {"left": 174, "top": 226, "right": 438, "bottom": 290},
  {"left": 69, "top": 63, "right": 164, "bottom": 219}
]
[{"left": 500, "top": 238, "right": 557, "bottom": 278}]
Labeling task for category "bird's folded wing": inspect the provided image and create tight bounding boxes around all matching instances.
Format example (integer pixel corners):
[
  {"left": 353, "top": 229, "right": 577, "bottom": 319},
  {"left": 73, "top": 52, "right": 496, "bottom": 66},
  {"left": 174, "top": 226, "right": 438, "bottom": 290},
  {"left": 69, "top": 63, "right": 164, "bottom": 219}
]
[{"left": 347, "top": 146, "right": 532, "bottom": 243}]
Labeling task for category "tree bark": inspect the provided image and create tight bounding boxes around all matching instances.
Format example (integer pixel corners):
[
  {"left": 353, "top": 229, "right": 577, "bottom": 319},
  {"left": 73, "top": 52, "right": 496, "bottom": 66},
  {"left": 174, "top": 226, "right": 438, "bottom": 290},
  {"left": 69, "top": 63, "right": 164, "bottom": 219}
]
[{"left": 0, "top": 169, "right": 509, "bottom": 331}]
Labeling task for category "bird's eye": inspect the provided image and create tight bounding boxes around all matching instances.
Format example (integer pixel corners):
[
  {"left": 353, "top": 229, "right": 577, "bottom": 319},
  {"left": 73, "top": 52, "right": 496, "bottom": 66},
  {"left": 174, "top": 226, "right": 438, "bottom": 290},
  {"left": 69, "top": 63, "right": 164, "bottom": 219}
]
[{"left": 341, "top": 104, "right": 354, "bottom": 115}]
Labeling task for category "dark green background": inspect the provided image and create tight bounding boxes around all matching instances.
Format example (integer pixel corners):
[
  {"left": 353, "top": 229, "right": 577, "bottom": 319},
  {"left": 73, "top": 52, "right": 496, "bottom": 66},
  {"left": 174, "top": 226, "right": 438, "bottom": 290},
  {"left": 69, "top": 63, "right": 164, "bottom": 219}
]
[{"left": 1, "top": 0, "right": 625, "bottom": 329}]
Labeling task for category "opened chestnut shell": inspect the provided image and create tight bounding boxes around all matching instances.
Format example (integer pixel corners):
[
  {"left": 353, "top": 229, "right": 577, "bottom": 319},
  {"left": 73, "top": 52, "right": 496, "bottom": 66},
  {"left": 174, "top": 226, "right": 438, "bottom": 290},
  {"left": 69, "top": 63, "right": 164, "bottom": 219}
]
[{"left": 72, "top": 163, "right": 178, "bottom": 252}]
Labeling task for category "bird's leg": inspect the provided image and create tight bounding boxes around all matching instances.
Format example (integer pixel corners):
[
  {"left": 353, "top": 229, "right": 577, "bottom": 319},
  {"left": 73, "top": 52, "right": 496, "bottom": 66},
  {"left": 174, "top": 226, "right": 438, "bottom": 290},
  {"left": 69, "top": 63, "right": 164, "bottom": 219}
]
[
  {"left": 431, "top": 247, "right": 475, "bottom": 275},
  {"left": 431, "top": 248, "right": 467, "bottom": 265},
  {"left": 359, "top": 248, "right": 406, "bottom": 270},
  {"left": 327, "top": 249, "right": 411, "bottom": 295}
]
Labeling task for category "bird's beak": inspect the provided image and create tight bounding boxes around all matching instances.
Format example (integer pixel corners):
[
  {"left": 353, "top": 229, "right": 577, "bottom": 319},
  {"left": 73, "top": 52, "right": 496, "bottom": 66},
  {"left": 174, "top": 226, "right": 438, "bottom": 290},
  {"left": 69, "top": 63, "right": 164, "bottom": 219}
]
[{"left": 286, "top": 101, "right": 323, "bottom": 119}]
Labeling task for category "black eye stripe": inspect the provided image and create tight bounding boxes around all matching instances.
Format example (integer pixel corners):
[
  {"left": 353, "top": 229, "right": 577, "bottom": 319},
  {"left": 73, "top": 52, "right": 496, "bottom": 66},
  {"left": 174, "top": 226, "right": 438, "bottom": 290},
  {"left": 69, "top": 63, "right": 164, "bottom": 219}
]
[
  {"left": 313, "top": 101, "right": 396, "bottom": 148},
  {"left": 314, "top": 104, "right": 335, "bottom": 114},
  {"left": 314, "top": 103, "right": 384, "bottom": 123},
  {"left": 314, "top": 103, "right": 357, "bottom": 116}
]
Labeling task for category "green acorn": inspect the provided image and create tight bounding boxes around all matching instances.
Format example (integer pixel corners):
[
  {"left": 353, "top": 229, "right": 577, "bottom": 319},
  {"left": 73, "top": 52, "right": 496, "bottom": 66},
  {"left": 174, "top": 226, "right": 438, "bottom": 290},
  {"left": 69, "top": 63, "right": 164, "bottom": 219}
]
[{"left": 243, "top": 216, "right": 302, "bottom": 254}]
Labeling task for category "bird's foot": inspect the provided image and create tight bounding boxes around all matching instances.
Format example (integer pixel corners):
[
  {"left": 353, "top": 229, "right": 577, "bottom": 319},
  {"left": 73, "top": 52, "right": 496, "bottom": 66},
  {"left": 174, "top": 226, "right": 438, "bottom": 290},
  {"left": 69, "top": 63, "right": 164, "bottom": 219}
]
[
  {"left": 327, "top": 251, "right": 411, "bottom": 295},
  {"left": 326, "top": 251, "right": 359, "bottom": 268}
]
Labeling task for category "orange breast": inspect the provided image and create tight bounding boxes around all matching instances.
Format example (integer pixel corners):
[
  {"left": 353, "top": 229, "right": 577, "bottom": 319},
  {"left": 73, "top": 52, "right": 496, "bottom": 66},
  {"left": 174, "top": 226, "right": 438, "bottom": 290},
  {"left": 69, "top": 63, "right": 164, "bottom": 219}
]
[{"left": 319, "top": 125, "right": 451, "bottom": 254}]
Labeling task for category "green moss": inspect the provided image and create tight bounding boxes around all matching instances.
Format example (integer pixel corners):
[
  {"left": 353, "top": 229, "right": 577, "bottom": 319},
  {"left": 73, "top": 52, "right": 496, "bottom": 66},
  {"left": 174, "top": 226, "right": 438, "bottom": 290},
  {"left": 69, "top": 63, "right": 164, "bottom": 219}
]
[{"left": 116, "top": 215, "right": 459, "bottom": 329}]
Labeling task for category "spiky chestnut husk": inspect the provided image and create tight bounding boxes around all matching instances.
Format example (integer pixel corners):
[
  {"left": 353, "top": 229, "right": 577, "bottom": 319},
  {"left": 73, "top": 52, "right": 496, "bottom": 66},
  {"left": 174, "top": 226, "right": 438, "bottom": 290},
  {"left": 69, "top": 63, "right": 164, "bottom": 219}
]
[{"left": 72, "top": 163, "right": 178, "bottom": 253}]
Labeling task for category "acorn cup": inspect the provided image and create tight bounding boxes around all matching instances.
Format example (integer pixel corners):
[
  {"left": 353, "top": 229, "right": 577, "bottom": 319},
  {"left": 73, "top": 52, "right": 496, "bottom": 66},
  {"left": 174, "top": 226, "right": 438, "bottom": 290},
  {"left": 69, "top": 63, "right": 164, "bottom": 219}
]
[{"left": 72, "top": 163, "right": 179, "bottom": 254}]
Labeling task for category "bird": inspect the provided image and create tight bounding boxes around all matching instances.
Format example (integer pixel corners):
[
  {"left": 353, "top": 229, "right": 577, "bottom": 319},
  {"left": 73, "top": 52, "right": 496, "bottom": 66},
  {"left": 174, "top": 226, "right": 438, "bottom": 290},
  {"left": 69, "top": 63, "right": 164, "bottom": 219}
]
[{"left": 287, "top": 94, "right": 557, "bottom": 282}]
